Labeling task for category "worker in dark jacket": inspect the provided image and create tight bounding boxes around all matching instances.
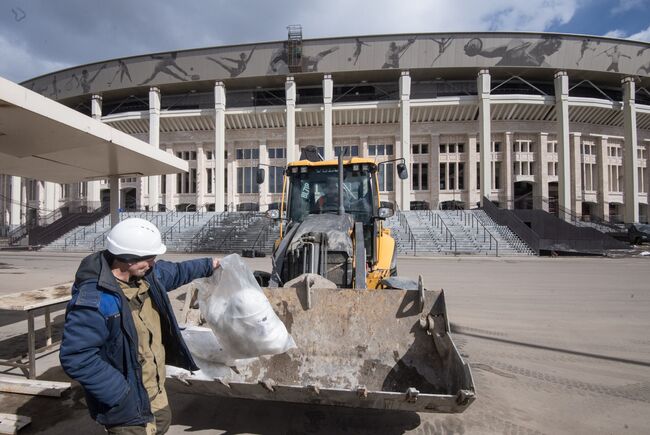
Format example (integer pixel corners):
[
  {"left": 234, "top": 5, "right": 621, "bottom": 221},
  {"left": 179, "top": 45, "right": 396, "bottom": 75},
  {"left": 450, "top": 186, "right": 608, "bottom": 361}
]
[{"left": 60, "top": 218, "right": 219, "bottom": 434}]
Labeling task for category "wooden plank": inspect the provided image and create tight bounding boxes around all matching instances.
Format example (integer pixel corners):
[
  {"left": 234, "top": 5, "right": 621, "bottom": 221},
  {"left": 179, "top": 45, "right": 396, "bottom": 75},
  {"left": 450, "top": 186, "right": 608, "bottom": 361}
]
[
  {"left": 0, "top": 376, "right": 71, "bottom": 397},
  {"left": 0, "top": 413, "right": 31, "bottom": 435},
  {"left": 0, "top": 282, "right": 72, "bottom": 311}
]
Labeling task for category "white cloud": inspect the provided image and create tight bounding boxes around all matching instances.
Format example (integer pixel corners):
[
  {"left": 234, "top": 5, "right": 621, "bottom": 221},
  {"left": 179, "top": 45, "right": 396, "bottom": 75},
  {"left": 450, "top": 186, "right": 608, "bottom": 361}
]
[
  {"left": 299, "top": 0, "right": 579, "bottom": 37},
  {"left": 0, "top": 34, "right": 68, "bottom": 83},
  {"left": 629, "top": 25, "right": 650, "bottom": 42},
  {"left": 0, "top": 0, "right": 582, "bottom": 81},
  {"left": 602, "top": 25, "right": 650, "bottom": 42},
  {"left": 603, "top": 29, "right": 628, "bottom": 39}
]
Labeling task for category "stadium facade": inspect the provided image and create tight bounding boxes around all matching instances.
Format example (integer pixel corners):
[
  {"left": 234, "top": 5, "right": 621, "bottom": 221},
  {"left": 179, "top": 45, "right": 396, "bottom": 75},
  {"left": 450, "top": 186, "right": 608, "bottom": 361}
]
[{"left": 2, "top": 31, "right": 650, "bottom": 234}]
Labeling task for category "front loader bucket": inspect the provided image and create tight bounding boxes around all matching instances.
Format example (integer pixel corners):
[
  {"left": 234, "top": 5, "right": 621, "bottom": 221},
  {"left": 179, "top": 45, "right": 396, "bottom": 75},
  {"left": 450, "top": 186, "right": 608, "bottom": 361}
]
[{"left": 169, "top": 287, "right": 475, "bottom": 413}]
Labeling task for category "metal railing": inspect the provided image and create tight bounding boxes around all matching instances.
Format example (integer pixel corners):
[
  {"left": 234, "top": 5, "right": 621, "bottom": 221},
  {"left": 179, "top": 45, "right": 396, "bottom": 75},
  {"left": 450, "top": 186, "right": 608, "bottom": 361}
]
[
  {"left": 426, "top": 210, "right": 457, "bottom": 253},
  {"left": 482, "top": 197, "right": 539, "bottom": 254},
  {"left": 3, "top": 200, "right": 107, "bottom": 245},
  {"left": 91, "top": 229, "right": 110, "bottom": 252},
  {"left": 186, "top": 212, "right": 229, "bottom": 252},
  {"left": 161, "top": 209, "right": 207, "bottom": 243},
  {"left": 7, "top": 205, "right": 66, "bottom": 245},
  {"left": 249, "top": 218, "right": 277, "bottom": 253},
  {"left": 395, "top": 208, "right": 417, "bottom": 255},
  {"left": 214, "top": 212, "right": 259, "bottom": 252},
  {"left": 537, "top": 197, "right": 625, "bottom": 233},
  {"left": 457, "top": 209, "right": 499, "bottom": 256}
]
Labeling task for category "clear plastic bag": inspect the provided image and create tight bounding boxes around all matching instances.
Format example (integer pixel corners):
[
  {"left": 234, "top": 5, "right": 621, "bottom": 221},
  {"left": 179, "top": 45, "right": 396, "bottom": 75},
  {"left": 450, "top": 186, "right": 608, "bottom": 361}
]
[
  {"left": 194, "top": 254, "right": 296, "bottom": 364},
  {"left": 180, "top": 326, "right": 232, "bottom": 377}
]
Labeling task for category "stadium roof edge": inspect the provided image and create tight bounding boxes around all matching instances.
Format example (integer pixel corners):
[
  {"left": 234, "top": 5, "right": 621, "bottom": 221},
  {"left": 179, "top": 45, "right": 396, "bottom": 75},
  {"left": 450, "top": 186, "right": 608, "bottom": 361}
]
[{"left": 20, "top": 31, "right": 649, "bottom": 85}]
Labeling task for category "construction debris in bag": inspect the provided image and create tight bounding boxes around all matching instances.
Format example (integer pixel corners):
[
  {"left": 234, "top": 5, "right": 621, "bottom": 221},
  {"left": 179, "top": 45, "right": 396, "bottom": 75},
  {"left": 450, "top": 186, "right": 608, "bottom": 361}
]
[{"left": 194, "top": 254, "right": 296, "bottom": 364}]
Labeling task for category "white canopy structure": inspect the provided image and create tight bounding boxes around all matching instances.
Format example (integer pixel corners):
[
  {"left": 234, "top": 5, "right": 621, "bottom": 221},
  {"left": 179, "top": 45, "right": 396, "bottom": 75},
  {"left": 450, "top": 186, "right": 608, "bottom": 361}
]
[{"left": 0, "top": 75, "right": 188, "bottom": 226}]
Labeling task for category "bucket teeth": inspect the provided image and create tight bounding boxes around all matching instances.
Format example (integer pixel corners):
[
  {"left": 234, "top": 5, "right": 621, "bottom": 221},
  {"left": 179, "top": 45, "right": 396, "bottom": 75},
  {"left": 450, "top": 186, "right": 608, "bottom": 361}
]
[
  {"left": 406, "top": 387, "right": 420, "bottom": 403},
  {"left": 259, "top": 379, "right": 277, "bottom": 393}
]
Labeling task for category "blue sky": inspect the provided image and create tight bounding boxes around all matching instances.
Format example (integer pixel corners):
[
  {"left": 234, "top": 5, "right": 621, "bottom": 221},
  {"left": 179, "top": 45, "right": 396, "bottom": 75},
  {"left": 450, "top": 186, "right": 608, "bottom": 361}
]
[
  {"left": 0, "top": 0, "right": 648, "bottom": 82},
  {"left": 550, "top": 0, "right": 650, "bottom": 38}
]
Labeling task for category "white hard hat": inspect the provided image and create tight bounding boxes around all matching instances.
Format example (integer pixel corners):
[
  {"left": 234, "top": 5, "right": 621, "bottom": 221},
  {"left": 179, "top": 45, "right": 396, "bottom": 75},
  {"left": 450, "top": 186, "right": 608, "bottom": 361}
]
[{"left": 106, "top": 218, "right": 166, "bottom": 258}]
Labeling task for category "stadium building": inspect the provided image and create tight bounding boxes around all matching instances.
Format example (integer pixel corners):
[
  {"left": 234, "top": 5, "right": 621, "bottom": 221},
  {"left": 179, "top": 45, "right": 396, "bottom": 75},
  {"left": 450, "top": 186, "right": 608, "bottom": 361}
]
[{"left": 2, "top": 30, "right": 650, "bottom": 236}]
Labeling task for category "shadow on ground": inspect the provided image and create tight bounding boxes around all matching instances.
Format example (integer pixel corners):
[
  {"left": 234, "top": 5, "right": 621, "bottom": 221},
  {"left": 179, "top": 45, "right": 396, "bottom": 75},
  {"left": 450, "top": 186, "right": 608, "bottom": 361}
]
[{"left": 169, "top": 389, "right": 421, "bottom": 434}]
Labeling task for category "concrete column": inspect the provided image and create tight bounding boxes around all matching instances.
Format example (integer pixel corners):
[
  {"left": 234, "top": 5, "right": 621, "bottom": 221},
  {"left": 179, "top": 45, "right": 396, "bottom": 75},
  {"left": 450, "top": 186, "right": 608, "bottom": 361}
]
[
  {"left": 622, "top": 77, "right": 639, "bottom": 223},
  {"left": 196, "top": 144, "right": 206, "bottom": 209},
  {"left": 87, "top": 94, "right": 103, "bottom": 207},
  {"left": 360, "top": 136, "right": 369, "bottom": 157},
  {"left": 1, "top": 176, "right": 7, "bottom": 229},
  {"left": 10, "top": 177, "right": 21, "bottom": 228},
  {"left": 597, "top": 136, "right": 609, "bottom": 220},
  {"left": 430, "top": 134, "right": 440, "bottom": 209},
  {"left": 570, "top": 133, "right": 583, "bottom": 217},
  {"left": 91, "top": 94, "right": 102, "bottom": 120},
  {"left": 554, "top": 72, "right": 572, "bottom": 219},
  {"left": 36, "top": 181, "right": 46, "bottom": 222},
  {"left": 21, "top": 182, "right": 27, "bottom": 225},
  {"left": 504, "top": 132, "right": 514, "bottom": 209},
  {"left": 467, "top": 134, "right": 478, "bottom": 207},
  {"left": 645, "top": 142, "right": 650, "bottom": 215},
  {"left": 45, "top": 182, "right": 57, "bottom": 215},
  {"left": 109, "top": 176, "right": 120, "bottom": 228},
  {"left": 147, "top": 87, "right": 161, "bottom": 211},
  {"left": 285, "top": 77, "right": 297, "bottom": 163},
  {"left": 227, "top": 142, "right": 236, "bottom": 210},
  {"left": 323, "top": 74, "right": 334, "bottom": 160},
  {"left": 534, "top": 133, "right": 549, "bottom": 211},
  {"left": 165, "top": 146, "right": 174, "bottom": 211},
  {"left": 477, "top": 70, "right": 492, "bottom": 205},
  {"left": 259, "top": 141, "right": 269, "bottom": 210},
  {"left": 214, "top": 82, "right": 226, "bottom": 212},
  {"left": 398, "top": 71, "right": 411, "bottom": 211}
]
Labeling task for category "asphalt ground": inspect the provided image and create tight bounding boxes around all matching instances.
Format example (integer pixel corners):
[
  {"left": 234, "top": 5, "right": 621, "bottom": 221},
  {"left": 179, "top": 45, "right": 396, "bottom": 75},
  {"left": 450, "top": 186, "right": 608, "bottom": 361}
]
[{"left": 0, "top": 251, "right": 649, "bottom": 434}]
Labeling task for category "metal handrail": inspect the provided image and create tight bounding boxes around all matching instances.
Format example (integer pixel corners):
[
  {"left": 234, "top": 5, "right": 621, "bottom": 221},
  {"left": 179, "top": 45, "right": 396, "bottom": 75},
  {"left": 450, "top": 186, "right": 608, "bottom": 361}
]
[
  {"left": 467, "top": 212, "right": 499, "bottom": 256},
  {"left": 538, "top": 197, "right": 624, "bottom": 232},
  {"left": 91, "top": 228, "right": 111, "bottom": 252},
  {"left": 5, "top": 200, "right": 107, "bottom": 245},
  {"left": 186, "top": 212, "right": 227, "bottom": 252},
  {"left": 61, "top": 212, "right": 113, "bottom": 250},
  {"left": 450, "top": 209, "right": 499, "bottom": 256},
  {"left": 214, "top": 212, "right": 258, "bottom": 252},
  {"left": 428, "top": 210, "right": 457, "bottom": 253},
  {"left": 395, "top": 210, "right": 417, "bottom": 255},
  {"left": 250, "top": 218, "right": 276, "bottom": 253}
]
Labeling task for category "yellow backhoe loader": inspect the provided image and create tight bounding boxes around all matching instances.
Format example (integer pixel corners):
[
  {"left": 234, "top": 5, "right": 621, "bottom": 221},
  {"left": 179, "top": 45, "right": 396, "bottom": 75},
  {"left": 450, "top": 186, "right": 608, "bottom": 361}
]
[{"left": 170, "top": 146, "right": 475, "bottom": 413}]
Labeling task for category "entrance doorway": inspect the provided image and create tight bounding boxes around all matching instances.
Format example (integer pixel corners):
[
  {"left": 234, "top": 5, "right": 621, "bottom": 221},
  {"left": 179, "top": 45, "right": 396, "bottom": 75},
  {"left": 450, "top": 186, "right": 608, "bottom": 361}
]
[
  {"left": 439, "top": 200, "right": 464, "bottom": 210},
  {"left": 609, "top": 203, "right": 623, "bottom": 223},
  {"left": 548, "top": 182, "right": 558, "bottom": 216},
  {"left": 410, "top": 201, "right": 430, "bottom": 210},
  {"left": 513, "top": 182, "right": 534, "bottom": 209},
  {"left": 122, "top": 188, "right": 136, "bottom": 211},
  {"left": 581, "top": 202, "right": 598, "bottom": 221}
]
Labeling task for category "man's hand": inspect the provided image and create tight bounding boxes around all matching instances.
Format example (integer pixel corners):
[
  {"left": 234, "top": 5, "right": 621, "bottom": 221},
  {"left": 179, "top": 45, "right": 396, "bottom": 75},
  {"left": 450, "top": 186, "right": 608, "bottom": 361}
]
[{"left": 212, "top": 258, "right": 221, "bottom": 269}]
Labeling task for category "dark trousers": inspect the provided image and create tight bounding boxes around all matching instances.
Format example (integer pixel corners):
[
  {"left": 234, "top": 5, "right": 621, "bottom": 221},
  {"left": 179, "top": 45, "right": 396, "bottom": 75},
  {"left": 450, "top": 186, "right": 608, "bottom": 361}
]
[{"left": 105, "top": 405, "right": 171, "bottom": 435}]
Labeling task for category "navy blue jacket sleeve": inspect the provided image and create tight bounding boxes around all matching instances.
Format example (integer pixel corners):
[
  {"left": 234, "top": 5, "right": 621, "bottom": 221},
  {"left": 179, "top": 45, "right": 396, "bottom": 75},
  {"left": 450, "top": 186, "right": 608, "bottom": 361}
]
[
  {"left": 154, "top": 258, "right": 213, "bottom": 292},
  {"left": 59, "top": 304, "right": 130, "bottom": 408}
]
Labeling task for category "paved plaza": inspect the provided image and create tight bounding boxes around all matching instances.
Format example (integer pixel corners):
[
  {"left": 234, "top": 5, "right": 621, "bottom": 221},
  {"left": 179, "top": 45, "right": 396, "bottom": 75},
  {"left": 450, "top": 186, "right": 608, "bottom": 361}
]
[{"left": 0, "top": 251, "right": 649, "bottom": 434}]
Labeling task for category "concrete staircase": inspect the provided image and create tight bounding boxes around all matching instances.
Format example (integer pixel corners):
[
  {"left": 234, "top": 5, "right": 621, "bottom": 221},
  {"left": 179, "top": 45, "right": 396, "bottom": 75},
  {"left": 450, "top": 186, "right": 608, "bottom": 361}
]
[
  {"left": 384, "top": 215, "right": 418, "bottom": 255},
  {"left": 40, "top": 208, "right": 534, "bottom": 257},
  {"left": 385, "top": 210, "right": 535, "bottom": 256},
  {"left": 188, "top": 213, "right": 279, "bottom": 254},
  {"left": 42, "top": 211, "right": 203, "bottom": 252},
  {"left": 161, "top": 212, "right": 218, "bottom": 252}
]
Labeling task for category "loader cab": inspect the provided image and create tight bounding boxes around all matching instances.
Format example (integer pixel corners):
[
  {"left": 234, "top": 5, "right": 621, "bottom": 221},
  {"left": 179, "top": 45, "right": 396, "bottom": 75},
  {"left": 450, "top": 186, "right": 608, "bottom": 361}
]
[
  {"left": 285, "top": 161, "right": 378, "bottom": 226},
  {"left": 282, "top": 159, "right": 381, "bottom": 263}
]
